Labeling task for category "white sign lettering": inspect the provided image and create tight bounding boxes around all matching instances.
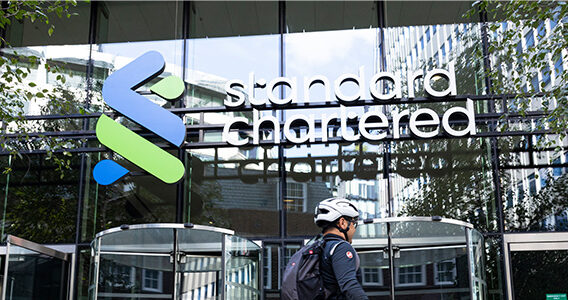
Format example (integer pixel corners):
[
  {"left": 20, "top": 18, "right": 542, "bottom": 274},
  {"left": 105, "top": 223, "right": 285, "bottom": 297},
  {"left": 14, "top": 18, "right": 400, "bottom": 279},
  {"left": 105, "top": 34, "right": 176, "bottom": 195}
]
[{"left": 222, "top": 63, "right": 476, "bottom": 145}]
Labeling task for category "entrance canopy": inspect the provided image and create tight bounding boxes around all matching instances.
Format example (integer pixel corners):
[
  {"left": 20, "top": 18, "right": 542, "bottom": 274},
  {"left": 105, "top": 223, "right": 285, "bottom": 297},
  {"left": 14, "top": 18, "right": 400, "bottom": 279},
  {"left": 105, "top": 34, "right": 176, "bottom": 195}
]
[{"left": 89, "top": 224, "right": 261, "bottom": 299}]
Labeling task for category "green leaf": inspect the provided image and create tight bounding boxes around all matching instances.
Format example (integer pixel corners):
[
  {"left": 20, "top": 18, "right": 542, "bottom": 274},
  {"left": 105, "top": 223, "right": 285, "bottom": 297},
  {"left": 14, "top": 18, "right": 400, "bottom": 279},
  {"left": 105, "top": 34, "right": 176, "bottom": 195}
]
[{"left": 48, "top": 26, "right": 54, "bottom": 36}]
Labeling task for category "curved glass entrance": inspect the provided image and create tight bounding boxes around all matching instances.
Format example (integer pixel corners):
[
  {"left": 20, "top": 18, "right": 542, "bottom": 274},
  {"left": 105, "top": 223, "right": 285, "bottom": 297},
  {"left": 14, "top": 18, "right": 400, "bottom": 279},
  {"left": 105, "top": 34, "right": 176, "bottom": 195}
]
[
  {"left": 88, "top": 224, "right": 261, "bottom": 299},
  {"left": 353, "top": 217, "right": 486, "bottom": 300}
]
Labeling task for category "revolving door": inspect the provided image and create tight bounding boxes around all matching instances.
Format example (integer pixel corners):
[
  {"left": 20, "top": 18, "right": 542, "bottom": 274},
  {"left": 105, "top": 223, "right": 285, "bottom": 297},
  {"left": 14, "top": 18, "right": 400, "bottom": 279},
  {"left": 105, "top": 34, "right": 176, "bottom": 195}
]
[
  {"left": 89, "top": 224, "right": 261, "bottom": 299},
  {"left": 353, "top": 217, "right": 486, "bottom": 300}
]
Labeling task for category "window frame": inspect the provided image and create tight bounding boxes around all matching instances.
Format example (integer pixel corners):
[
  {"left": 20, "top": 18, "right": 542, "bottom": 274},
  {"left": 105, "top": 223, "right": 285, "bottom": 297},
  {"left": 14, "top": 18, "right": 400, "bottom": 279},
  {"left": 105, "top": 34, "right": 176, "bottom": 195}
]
[
  {"left": 141, "top": 269, "right": 164, "bottom": 293},
  {"left": 361, "top": 267, "right": 384, "bottom": 286},
  {"left": 434, "top": 259, "right": 457, "bottom": 285},
  {"left": 395, "top": 264, "right": 426, "bottom": 287},
  {"left": 284, "top": 181, "right": 307, "bottom": 212}
]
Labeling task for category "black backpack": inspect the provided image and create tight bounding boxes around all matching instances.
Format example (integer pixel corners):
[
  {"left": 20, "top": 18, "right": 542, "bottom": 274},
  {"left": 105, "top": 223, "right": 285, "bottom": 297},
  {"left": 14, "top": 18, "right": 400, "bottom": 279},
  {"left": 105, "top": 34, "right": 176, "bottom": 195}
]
[{"left": 281, "top": 236, "right": 344, "bottom": 300}]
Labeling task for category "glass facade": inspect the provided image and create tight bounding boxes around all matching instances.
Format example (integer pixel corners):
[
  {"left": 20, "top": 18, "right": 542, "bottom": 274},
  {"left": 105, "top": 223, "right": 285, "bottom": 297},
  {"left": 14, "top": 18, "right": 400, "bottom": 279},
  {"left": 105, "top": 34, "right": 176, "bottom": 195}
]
[{"left": 1, "top": 1, "right": 567, "bottom": 299}]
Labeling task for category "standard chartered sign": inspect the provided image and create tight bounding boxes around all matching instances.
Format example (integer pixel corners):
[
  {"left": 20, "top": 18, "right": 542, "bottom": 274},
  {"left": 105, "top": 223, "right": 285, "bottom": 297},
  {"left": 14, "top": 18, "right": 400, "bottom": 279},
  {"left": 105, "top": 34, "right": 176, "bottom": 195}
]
[{"left": 222, "top": 63, "right": 476, "bottom": 146}]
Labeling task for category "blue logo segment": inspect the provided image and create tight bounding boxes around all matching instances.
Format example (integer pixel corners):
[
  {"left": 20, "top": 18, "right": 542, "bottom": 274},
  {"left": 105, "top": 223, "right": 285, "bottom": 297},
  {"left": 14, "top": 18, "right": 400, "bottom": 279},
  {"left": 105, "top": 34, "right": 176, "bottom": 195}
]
[
  {"left": 93, "top": 159, "right": 129, "bottom": 185},
  {"left": 101, "top": 51, "right": 186, "bottom": 146}
]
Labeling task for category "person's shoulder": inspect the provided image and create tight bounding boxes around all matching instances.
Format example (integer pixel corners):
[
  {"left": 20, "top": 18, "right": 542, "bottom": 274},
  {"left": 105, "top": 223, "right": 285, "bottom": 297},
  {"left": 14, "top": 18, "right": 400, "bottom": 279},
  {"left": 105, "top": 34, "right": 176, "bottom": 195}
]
[
  {"left": 329, "top": 240, "right": 355, "bottom": 256},
  {"left": 329, "top": 241, "right": 358, "bottom": 264}
]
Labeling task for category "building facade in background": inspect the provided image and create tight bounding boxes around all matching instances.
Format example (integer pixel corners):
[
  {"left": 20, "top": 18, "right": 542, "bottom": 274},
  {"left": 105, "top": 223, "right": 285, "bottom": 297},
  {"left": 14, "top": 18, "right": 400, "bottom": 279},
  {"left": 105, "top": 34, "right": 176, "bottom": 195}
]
[{"left": 0, "top": 1, "right": 567, "bottom": 299}]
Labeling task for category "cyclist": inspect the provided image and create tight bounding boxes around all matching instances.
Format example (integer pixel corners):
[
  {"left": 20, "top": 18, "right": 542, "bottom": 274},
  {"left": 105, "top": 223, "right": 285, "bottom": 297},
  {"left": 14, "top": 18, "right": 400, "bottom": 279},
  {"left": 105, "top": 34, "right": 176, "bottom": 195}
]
[{"left": 315, "top": 198, "right": 368, "bottom": 300}]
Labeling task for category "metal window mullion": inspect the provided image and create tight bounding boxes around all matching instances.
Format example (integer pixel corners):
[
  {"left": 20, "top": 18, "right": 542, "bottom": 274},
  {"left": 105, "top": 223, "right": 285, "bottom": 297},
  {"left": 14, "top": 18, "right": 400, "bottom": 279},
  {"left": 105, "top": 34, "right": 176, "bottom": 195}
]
[
  {"left": 74, "top": 3, "right": 99, "bottom": 298},
  {"left": 376, "top": 1, "right": 395, "bottom": 297},
  {"left": 173, "top": 228, "right": 178, "bottom": 300},
  {"left": 1, "top": 240, "right": 9, "bottom": 300},
  {"left": 94, "top": 237, "right": 101, "bottom": 300},
  {"left": 176, "top": 0, "right": 191, "bottom": 224},
  {"left": 466, "top": 228, "right": 475, "bottom": 300},
  {"left": 68, "top": 251, "right": 76, "bottom": 300},
  {"left": 221, "top": 234, "right": 227, "bottom": 300}
]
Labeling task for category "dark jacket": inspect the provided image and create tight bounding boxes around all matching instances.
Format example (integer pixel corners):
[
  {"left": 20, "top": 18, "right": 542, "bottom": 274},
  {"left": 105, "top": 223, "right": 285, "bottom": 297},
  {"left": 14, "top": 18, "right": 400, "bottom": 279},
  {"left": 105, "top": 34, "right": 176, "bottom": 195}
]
[{"left": 320, "top": 234, "right": 369, "bottom": 300}]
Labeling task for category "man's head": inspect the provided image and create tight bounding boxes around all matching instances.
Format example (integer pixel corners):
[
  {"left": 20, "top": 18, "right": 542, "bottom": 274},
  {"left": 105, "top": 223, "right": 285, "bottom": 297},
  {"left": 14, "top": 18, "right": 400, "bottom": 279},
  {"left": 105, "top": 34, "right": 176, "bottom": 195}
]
[{"left": 314, "top": 198, "right": 360, "bottom": 243}]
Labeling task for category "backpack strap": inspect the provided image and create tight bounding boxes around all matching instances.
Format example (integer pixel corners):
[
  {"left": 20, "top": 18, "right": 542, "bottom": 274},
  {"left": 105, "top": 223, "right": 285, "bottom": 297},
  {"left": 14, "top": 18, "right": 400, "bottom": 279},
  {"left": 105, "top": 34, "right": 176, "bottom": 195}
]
[{"left": 329, "top": 241, "right": 344, "bottom": 256}]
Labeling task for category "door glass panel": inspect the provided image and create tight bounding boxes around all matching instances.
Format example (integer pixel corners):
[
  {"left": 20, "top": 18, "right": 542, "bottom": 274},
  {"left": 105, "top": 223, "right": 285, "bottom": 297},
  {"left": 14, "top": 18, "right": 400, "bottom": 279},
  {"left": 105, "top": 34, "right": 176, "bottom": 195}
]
[
  {"left": 225, "top": 235, "right": 261, "bottom": 300},
  {"left": 98, "top": 228, "right": 174, "bottom": 253},
  {"left": 5, "top": 245, "right": 68, "bottom": 300},
  {"left": 469, "top": 229, "right": 487, "bottom": 300},
  {"left": 97, "top": 254, "right": 173, "bottom": 299},
  {"left": 390, "top": 221, "right": 470, "bottom": 299},
  {"left": 353, "top": 222, "right": 390, "bottom": 299},
  {"left": 391, "top": 222, "right": 470, "bottom": 299},
  {"left": 391, "top": 221, "right": 466, "bottom": 248},
  {"left": 176, "top": 229, "right": 224, "bottom": 299},
  {"left": 394, "top": 247, "right": 470, "bottom": 299},
  {"left": 92, "top": 226, "right": 260, "bottom": 300},
  {"left": 511, "top": 250, "right": 568, "bottom": 299},
  {"left": 177, "top": 255, "right": 222, "bottom": 299}
]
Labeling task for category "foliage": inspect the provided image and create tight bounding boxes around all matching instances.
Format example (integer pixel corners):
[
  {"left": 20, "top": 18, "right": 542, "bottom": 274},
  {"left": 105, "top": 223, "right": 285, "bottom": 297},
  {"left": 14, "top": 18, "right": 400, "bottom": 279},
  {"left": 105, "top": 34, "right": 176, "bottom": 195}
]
[
  {"left": 0, "top": 0, "right": 81, "bottom": 176},
  {"left": 468, "top": 1, "right": 568, "bottom": 149},
  {"left": 393, "top": 23, "right": 497, "bottom": 232},
  {"left": 505, "top": 172, "right": 568, "bottom": 231},
  {"left": 6, "top": 184, "right": 77, "bottom": 244}
]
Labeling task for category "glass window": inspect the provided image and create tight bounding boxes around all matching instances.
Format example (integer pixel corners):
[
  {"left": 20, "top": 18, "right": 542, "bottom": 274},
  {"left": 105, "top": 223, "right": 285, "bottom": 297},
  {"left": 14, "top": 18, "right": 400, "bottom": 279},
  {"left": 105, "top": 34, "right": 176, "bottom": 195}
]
[
  {"left": 285, "top": 182, "right": 306, "bottom": 212},
  {"left": 435, "top": 259, "right": 457, "bottom": 285},
  {"left": 3, "top": 153, "right": 79, "bottom": 243},
  {"left": 3, "top": 2, "right": 91, "bottom": 114},
  {"left": 554, "top": 55, "right": 564, "bottom": 83},
  {"left": 455, "top": 26, "right": 460, "bottom": 41},
  {"left": 109, "top": 264, "right": 135, "bottom": 289},
  {"left": 531, "top": 76, "right": 540, "bottom": 92},
  {"left": 283, "top": 1, "right": 382, "bottom": 236},
  {"left": 286, "top": 1, "right": 377, "bottom": 33},
  {"left": 550, "top": 15, "right": 558, "bottom": 29},
  {"left": 537, "top": 21, "right": 546, "bottom": 39},
  {"left": 5, "top": 2, "right": 90, "bottom": 47},
  {"left": 425, "top": 27, "right": 430, "bottom": 42},
  {"left": 516, "top": 42, "right": 523, "bottom": 65},
  {"left": 542, "top": 65, "right": 551, "bottom": 87},
  {"left": 396, "top": 265, "right": 425, "bottom": 286},
  {"left": 283, "top": 244, "right": 301, "bottom": 267},
  {"left": 142, "top": 269, "right": 163, "bottom": 292},
  {"left": 82, "top": 152, "right": 178, "bottom": 243},
  {"left": 502, "top": 137, "right": 568, "bottom": 232},
  {"left": 392, "top": 138, "right": 497, "bottom": 232},
  {"left": 96, "top": 2, "right": 182, "bottom": 43},
  {"left": 262, "top": 245, "right": 276, "bottom": 290},
  {"left": 525, "top": 29, "right": 535, "bottom": 48},
  {"left": 362, "top": 267, "right": 383, "bottom": 286},
  {"left": 185, "top": 146, "right": 280, "bottom": 237},
  {"left": 512, "top": 250, "right": 568, "bottom": 299},
  {"left": 184, "top": 1, "right": 280, "bottom": 237}
]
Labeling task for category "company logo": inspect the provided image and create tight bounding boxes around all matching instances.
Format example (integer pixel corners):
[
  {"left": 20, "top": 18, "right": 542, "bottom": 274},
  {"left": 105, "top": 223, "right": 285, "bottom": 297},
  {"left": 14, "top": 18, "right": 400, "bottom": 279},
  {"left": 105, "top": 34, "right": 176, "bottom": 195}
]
[{"left": 93, "top": 51, "right": 186, "bottom": 185}]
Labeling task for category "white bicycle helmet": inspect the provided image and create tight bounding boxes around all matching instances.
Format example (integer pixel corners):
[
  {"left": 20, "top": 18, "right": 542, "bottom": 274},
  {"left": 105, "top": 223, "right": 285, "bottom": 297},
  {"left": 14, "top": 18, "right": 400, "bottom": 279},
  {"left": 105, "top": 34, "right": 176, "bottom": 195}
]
[{"left": 314, "top": 197, "right": 360, "bottom": 227}]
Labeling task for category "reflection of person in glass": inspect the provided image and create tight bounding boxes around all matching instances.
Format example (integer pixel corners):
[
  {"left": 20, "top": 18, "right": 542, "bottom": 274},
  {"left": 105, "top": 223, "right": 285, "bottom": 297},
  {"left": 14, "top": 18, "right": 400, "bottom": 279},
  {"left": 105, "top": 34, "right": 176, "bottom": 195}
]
[{"left": 315, "top": 198, "right": 368, "bottom": 300}]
